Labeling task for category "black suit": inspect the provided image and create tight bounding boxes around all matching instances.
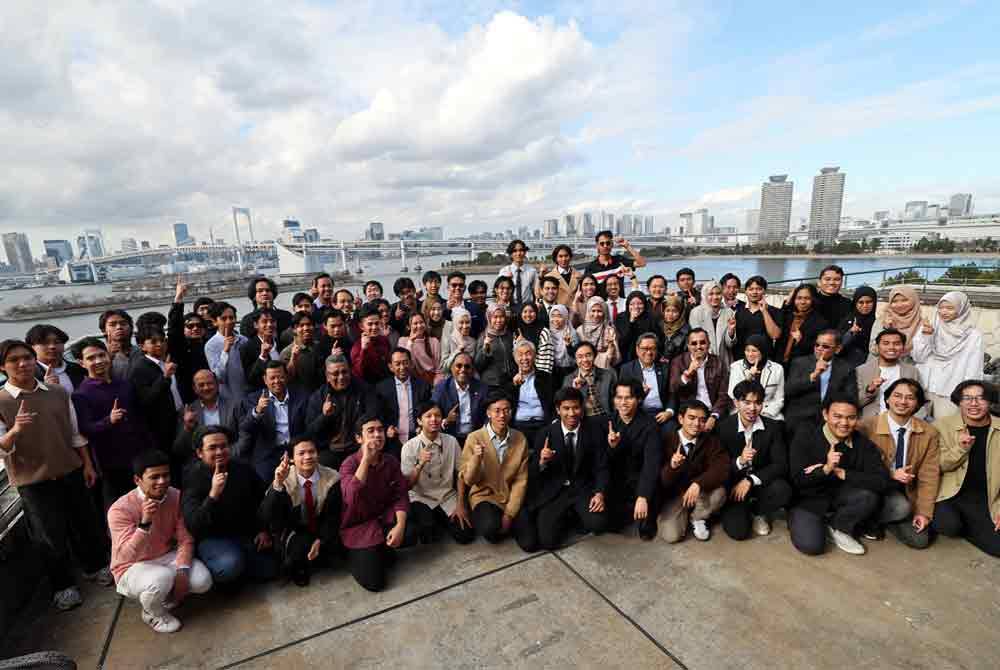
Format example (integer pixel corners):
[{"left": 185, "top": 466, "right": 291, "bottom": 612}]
[
  {"left": 237, "top": 389, "right": 309, "bottom": 481},
  {"left": 240, "top": 337, "right": 281, "bottom": 392},
  {"left": 305, "top": 382, "right": 374, "bottom": 469},
  {"left": 167, "top": 302, "right": 210, "bottom": 404},
  {"left": 506, "top": 370, "right": 554, "bottom": 449},
  {"left": 514, "top": 418, "right": 610, "bottom": 551},
  {"left": 34, "top": 362, "right": 86, "bottom": 391},
  {"left": 374, "top": 376, "right": 431, "bottom": 459},
  {"left": 618, "top": 359, "right": 672, "bottom": 415},
  {"left": 128, "top": 357, "right": 179, "bottom": 454},
  {"left": 606, "top": 411, "right": 662, "bottom": 538},
  {"left": 783, "top": 355, "right": 857, "bottom": 433},
  {"left": 240, "top": 307, "right": 293, "bottom": 340},
  {"left": 717, "top": 414, "right": 792, "bottom": 540}
]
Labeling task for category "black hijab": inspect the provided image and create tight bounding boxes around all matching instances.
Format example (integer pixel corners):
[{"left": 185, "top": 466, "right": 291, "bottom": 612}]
[
  {"left": 514, "top": 302, "right": 546, "bottom": 345},
  {"left": 743, "top": 334, "right": 772, "bottom": 369}
]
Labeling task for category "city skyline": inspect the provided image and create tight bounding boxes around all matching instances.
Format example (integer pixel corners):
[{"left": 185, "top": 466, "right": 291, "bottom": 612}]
[{"left": 2, "top": 2, "right": 999, "bottom": 255}]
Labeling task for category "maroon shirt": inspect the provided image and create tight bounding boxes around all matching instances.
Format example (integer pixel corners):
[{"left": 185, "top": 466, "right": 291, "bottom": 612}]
[
  {"left": 350, "top": 335, "right": 390, "bottom": 384},
  {"left": 339, "top": 451, "right": 409, "bottom": 549}
]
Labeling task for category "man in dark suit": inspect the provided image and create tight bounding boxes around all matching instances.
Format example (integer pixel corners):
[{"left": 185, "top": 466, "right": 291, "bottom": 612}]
[
  {"left": 375, "top": 348, "right": 431, "bottom": 460},
  {"left": 514, "top": 387, "right": 610, "bottom": 551},
  {"left": 167, "top": 280, "right": 210, "bottom": 404},
  {"left": 237, "top": 361, "right": 309, "bottom": 481},
  {"left": 239, "top": 275, "right": 293, "bottom": 338},
  {"left": 718, "top": 380, "right": 791, "bottom": 540},
  {"left": 507, "top": 339, "right": 555, "bottom": 449},
  {"left": 27, "top": 324, "right": 86, "bottom": 392},
  {"left": 784, "top": 329, "right": 857, "bottom": 431},
  {"left": 240, "top": 309, "right": 282, "bottom": 392},
  {"left": 668, "top": 328, "right": 732, "bottom": 432},
  {"left": 306, "top": 354, "right": 374, "bottom": 469},
  {"left": 129, "top": 327, "right": 181, "bottom": 456},
  {"left": 433, "top": 352, "right": 487, "bottom": 444},
  {"left": 173, "top": 369, "right": 244, "bottom": 466},
  {"left": 563, "top": 341, "right": 615, "bottom": 418},
  {"left": 618, "top": 333, "right": 673, "bottom": 430},
  {"left": 606, "top": 379, "right": 662, "bottom": 540}
]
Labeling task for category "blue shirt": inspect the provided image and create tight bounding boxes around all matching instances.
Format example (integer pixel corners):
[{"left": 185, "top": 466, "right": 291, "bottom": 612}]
[
  {"left": 819, "top": 363, "right": 833, "bottom": 400},
  {"left": 515, "top": 373, "right": 545, "bottom": 422}
]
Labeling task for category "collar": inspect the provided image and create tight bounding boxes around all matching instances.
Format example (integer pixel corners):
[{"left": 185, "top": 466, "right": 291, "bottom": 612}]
[
  {"left": 269, "top": 391, "right": 289, "bottom": 404},
  {"left": 145, "top": 354, "right": 163, "bottom": 366},
  {"left": 136, "top": 487, "right": 166, "bottom": 504},
  {"left": 454, "top": 378, "right": 470, "bottom": 392},
  {"left": 617, "top": 410, "right": 636, "bottom": 425},
  {"left": 822, "top": 424, "right": 853, "bottom": 448},
  {"left": 639, "top": 361, "right": 657, "bottom": 372},
  {"left": 679, "top": 430, "right": 699, "bottom": 448},
  {"left": 38, "top": 361, "right": 66, "bottom": 374},
  {"left": 561, "top": 422, "right": 580, "bottom": 439},
  {"left": 395, "top": 377, "right": 410, "bottom": 388},
  {"left": 487, "top": 424, "right": 509, "bottom": 445},
  {"left": 3, "top": 379, "right": 45, "bottom": 398},
  {"left": 201, "top": 397, "right": 221, "bottom": 410},
  {"left": 296, "top": 469, "right": 320, "bottom": 488},
  {"left": 877, "top": 359, "right": 900, "bottom": 369},
  {"left": 418, "top": 432, "right": 442, "bottom": 450},
  {"left": 886, "top": 414, "right": 913, "bottom": 435},
  {"left": 737, "top": 416, "right": 766, "bottom": 435},
  {"left": 521, "top": 371, "right": 535, "bottom": 382}
]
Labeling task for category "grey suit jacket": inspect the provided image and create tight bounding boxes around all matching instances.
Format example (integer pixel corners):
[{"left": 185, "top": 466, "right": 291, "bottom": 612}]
[
  {"left": 172, "top": 391, "right": 244, "bottom": 463},
  {"left": 855, "top": 358, "right": 922, "bottom": 419},
  {"left": 561, "top": 366, "right": 616, "bottom": 417}
]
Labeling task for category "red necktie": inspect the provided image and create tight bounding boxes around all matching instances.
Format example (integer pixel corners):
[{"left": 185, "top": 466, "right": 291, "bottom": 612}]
[
  {"left": 303, "top": 479, "right": 317, "bottom": 534},
  {"left": 611, "top": 302, "right": 618, "bottom": 320}
]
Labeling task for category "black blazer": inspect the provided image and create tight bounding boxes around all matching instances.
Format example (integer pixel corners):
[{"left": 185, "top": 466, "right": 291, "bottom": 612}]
[
  {"left": 504, "top": 370, "right": 555, "bottom": 425},
  {"left": 784, "top": 355, "right": 858, "bottom": 428},
  {"left": 237, "top": 389, "right": 310, "bottom": 481},
  {"left": 525, "top": 417, "right": 609, "bottom": 511},
  {"left": 432, "top": 376, "right": 489, "bottom": 437},
  {"left": 128, "top": 357, "right": 179, "bottom": 449},
  {"left": 305, "top": 382, "right": 374, "bottom": 461},
  {"left": 618, "top": 359, "right": 671, "bottom": 413},
  {"left": 34, "top": 362, "right": 86, "bottom": 391},
  {"left": 240, "top": 337, "right": 280, "bottom": 392},
  {"left": 167, "top": 301, "right": 210, "bottom": 404},
  {"left": 240, "top": 307, "right": 293, "bottom": 340},
  {"left": 607, "top": 410, "right": 662, "bottom": 501},
  {"left": 775, "top": 310, "right": 828, "bottom": 364},
  {"left": 717, "top": 414, "right": 787, "bottom": 487},
  {"left": 374, "top": 376, "right": 431, "bottom": 434},
  {"left": 789, "top": 425, "right": 889, "bottom": 515}
]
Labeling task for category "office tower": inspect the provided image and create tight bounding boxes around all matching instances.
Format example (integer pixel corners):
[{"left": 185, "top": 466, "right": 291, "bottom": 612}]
[
  {"left": 518, "top": 225, "right": 530, "bottom": 240},
  {"left": 873, "top": 210, "right": 890, "bottom": 222},
  {"left": 3, "top": 232, "right": 33, "bottom": 273},
  {"left": 904, "top": 201, "right": 928, "bottom": 220},
  {"left": 120, "top": 238, "right": 139, "bottom": 253},
  {"left": 173, "top": 222, "right": 193, "bottom": 246},
  {"left": 43, "top": 239, "right": 74, "bottom": 266},
  {"left": 77, "top": 229, "right": 106, "bottom": 259},
  {"left": 949, "top": 193, "right": 973, "bottom": 216},
  {"left": 759, "top": 175, "right": 794, "bottom": 243},
  {"left": 678, "top": 212, "right": 693, "bottom": 236},
  {"left": 643, "top": 216, "right": 654, "bottom": 235},
  {"left": 282, "top": 220, "right": 303, "bottom": 242},
  {"left": 303, "top": 229, "right": 320, "bottom": 242},
  {"left": 808, "top": 167, "right": 845, "bottom": 244},
  {"left": 582, "top": 212, "right": 595, "bottom": 235},
  {"left": 926, "top": 204, "right": 940, "bottom": 219},
  {"left": 140, "top": 240, "right": 151, "bottom": 250},
  {"left": 544, "top": 219, "right": 560, "bottom": 238},
  {"left": 601, "top": 211, "right": 615, "bottom": 232},
  {"left": 368, "top": 222, "right": 385, "bottom": 240},
  {"left": 563, "top": 214, "right": 577, "bottom": 236}
]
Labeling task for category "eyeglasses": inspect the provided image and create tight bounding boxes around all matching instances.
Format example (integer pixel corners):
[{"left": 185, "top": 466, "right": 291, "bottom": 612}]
[
  {"left": 453, "top": 363, "right": 472, "bottom": 370},
  {"left": 961, "top": 396, "right": 987, "bottom": 404},
  {"left": 815, "top": 343, "right": 835, "bottom": 350},
  {"left": 184, "top": 323, "right": 204, "bottom": 329},
  {"left": 597, "top": 240, "right": 613, "bottom": 246}
]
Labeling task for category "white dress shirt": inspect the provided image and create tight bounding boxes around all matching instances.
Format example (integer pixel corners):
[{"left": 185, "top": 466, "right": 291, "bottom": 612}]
[
  {"left": 0, "top": 381, "right": 88, "bottom": 454},
  {"left": 640, "top": 365, "right": 663, "bottom": 412},
  {"left": 886, "top": 414, "right": 912, "bottom": 468},
  {"left": 876, "top": 363, "right": 902, "bottom": 412},
  {"left": 270, "top": 391, "right": 291, "bottom": 445},
  {"left": 37, "top": 361, "right": 74, "bottom": 393}
]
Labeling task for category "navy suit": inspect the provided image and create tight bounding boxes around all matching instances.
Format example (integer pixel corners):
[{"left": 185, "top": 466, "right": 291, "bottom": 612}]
[
  {"left": 374, "top": 375, "right": 431, "bottom": 458},
  {"left": 618, "top": 359, "right": 673, "bottom": 415},
  {"left": 432, "top": 376, "right": 488, "bottom": 440},
  {"left": 237, "top": 389, "right": 309, "bottom": 481}
]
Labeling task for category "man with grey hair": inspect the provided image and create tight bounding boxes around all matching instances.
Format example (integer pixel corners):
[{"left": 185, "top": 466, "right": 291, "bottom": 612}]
[
  {"left": 305, "top": 354, "right": 375, "bottom": 469},
  {"left": 508, "top": 339, "right": 554, "bottom": 448}
]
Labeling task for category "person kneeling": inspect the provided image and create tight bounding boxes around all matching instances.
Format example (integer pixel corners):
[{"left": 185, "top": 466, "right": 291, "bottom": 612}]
[
  {"left": 109, "top": 450, "right": 212, "bottom": 633},
  {"left": 515, "top": 387, "right": 609, "bottom": 552},
  {"left": 260, "top": 438, "right": 343, "bottom": 587},
  {"left": 340, "top": 416, "right": 409, "bottom": 592},
  {"left": 658, "top": 401, "right": 729, "bottom": 543}
]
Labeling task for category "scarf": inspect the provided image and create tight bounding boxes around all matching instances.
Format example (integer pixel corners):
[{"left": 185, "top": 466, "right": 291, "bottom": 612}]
[
  {"left": 930, "top": 291, "right": 976, "bottom": 359},
  {"left": 422, "top": 298, "right": 446, "bottom": 340},
  {"left": 485, "top": 303, "right": 509, "bottom": 339},
  {"left": 515, "top": 308, "right": 545, "bottom": 346},
  {"left": 659, "top": 295, "right": 686, "bottom": 338},
  {"left": 579, "top": 296, "right": 611, "bottom": 351},
  {"left": 448, "top": 307, "right": 477, "bottom": 357},
  {"left": 547, "top": 305, "right": 574, "bottom": 365},
  {"left": 841, "top": 285, "right": 877, "bottom": 352},
  {"left": 882, "top": 286, "right": 922, "bottom": 353},
  {"left": 700, "top": 280, "right": 722, "bottom": 319}
]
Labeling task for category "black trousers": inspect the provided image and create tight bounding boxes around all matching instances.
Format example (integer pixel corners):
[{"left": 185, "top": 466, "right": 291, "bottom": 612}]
[
  {"left": 932, "top": 495, "right": 1000, "bottom": 557},
  {"left": 513, "top": 419, "right": 547, "bottom": 453},
  {"left": 721, "top": 478, "right": 793, "bottom": 541},
  {"left": 347, "top": 545, "right": 396, "bottom": 592},
  {"left": 471, "top": 501, "right": 507, "bottom": 543},
  {"left": 788, "top": 487, "right": 880, "bottom": 555},
  {"left": 17, "top": 467, "right": 109, "bottom": 591},
  {"left": 101, "top": 467, "right": 135, "bottom": 510},
  {"left": 607, "top": 486, "right": 659, "bottom": 540},
  {"left": 403, "top": 502, "right": 475, "bottom": 546},
  {"left": 514, "top": 489, "right": 609, "bottom": 552}
]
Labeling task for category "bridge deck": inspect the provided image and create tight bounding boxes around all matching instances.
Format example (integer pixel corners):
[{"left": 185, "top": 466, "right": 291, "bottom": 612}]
[{"left": 4, "top": 519, "right": 997, "bottom": 670}]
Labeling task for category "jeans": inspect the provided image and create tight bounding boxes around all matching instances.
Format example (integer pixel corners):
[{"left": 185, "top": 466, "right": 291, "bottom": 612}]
[
  {"left": 196, "top": 536, "right": 278, "bottom": 584},
  {"left": 789, "top": 487, "right": 880, "bottom": 556}
]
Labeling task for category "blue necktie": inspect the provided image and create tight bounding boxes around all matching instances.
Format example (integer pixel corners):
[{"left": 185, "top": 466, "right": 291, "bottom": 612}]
[{"left": 894, "top": 427, "right": 906, "bottom": 470}]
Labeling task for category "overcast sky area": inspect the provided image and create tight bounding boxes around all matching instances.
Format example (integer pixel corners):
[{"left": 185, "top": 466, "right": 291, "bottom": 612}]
[{"left": 3, "top": 0, "right": 999, "bottom": 253}]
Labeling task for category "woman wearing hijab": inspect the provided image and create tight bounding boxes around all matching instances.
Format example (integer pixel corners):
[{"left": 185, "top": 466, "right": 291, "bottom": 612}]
[
  {"left": 912, "top": 291, "right": 984, "bottom": 418},
  {"left": 657, "top": 294, "right": 690, "bottom": 365},
  {"left": 399, "top": 312, "right": 445, "bottom": 386},
  {"left": 727, "top": 335, "right": 785, "bottom": 421},
  {"left": 514, "top": 302, "right": 554, "bottom": 374},
  {"left": 570, "top": 274, "right": 600, "bottom": 328},
  {"left": 775, "top": 283, "right": 827, "bottom": 366},
  {"left": 869, "top": 285, "right": 923, "bottom": 363},
  {"left": 576, "top": 296, "right": 620, "bottom": 369},
  {"left": 687, "top": 280, "right": 737, "bottom": 367},
  {"left": 836, "top": 286, "right": 877, "bottom": 367},
  {"left": 614, "top": 291, "right": 656, "bottom": 364},
  {"left": 547, "top": 304, "right": 579, "bottom": 388},
  {"left": 421, "top": 297, "right": 447, "bottom": 341},
  {"left": 474, "top": 302, "right": 516, "bottom": 390},
  {"left": 439, "top": 306, "right": 477, "bottom": 373}
]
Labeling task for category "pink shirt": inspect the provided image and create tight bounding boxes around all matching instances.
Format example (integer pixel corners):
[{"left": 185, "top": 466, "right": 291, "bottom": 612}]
[{"left": 108, "top": 487, "right": 194, "bottom": 582}]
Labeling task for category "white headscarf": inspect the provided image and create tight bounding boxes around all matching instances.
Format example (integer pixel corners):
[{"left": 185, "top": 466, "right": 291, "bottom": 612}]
[{"left": 930, "top": 291, "right": 976, "bottom": 359}]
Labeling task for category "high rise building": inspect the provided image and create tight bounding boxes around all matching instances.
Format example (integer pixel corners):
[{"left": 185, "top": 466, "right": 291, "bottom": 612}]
[
  {"left": 303, "top": 228, "right": 320, "bottom": 243},
  {"left": 601, "top": 212, "right": 615, "bottom": 232},
  {"left": 282, "top": 219, "right": 303, "bottom": 242},
  {"left": 43, "top": 239, "right": 74, "bottom": 266},
  {"left": 173, "top": 222, "right": 193, "bottom": 246},
  {"left": 949, "top": 193, "right": 973, "bottom": 216},
  {"left": 759, "top": 175, "right": 794, "bottom": 243},
  {"left": 367, "top": 222, "right": 385, "bottom": 241},
  {"left": 517, "top": 225, "right": 530, "bottom": 240},
  {"left": 543, "top": 219, "right": 559, "bottom": 238},
  {"left": 873, "top": 210, "right": 890, "bottom": 222},
  {"left": 643, "top": 216, "right": 655, "bottom": 235},
  {"left": 2, "top": 232, "right": 33, "bottom": 273},
  {"left": 678, "top": 212, "right": 693, "bottom": 236},
  {"left": 904, "top": 201, "right": 928, "bottom": 220},
  {"left": 582, "top": 212, "right": 595, "bottom": 236},
  {"left": 563, "top": 214, "right": 577, "bottom": 237},
  {"left": 120, "top": 238, "right": 139, "bottom": 253},
  {"left": 808, "top": 167, "right": 845, "bottom": 244},
  {"left": 140, "top": 240, "right": 151, "bottom": 250},
  {"left": 926, "top": 204, "right": 940, "bottom": 219},
  {"left": 77, "top": 229, "right": 106, "bottom": 259}
]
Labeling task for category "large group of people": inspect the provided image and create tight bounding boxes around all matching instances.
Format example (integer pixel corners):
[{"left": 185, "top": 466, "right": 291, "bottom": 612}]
[{"left": 0, "top": 230, "right": 996, "bottom": 635}]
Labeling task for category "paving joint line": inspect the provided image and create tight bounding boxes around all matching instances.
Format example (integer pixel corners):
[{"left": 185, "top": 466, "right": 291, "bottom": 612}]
[
  {"left": 552, "top": 551, "right": 689, "bottom": 670},
  {"left": 95, "top": 595, "right": 124, "bottom": 670},
  {"left": 216, "top": 551, "right": 550, "bottom": 669}
]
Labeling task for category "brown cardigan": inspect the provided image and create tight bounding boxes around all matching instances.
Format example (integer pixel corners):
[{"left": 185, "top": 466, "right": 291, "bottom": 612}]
[
  {"left": 859, "top": 413, "right": 940, "bottom": 519},
  {"left": 660, "top": 430, "right": 730, "bottom": 496},
  {"left": 460, "top": 426, "right": 529, "bottom": 519}
]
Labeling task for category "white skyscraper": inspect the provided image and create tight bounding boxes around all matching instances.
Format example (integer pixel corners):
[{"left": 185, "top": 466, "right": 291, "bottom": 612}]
[
  {"left": 904, "top": 201, "right": 928, "bottom": 220},
  {"left": 543, "top": 219, "right": 560, "bottom": 238},
  {"left": 582, "top": 212, "right": 595, "bottom": 235},
  {"left": 563, "top": 214, "right": 577, "bottom": 236},
  {"left": 808, "top": 167, "right": 846, "bottom": 244},
  {"left": 759, "top": 175, "right": 794, "bottom": 243},
  {"left": 120, "top": 237, "right": 139, "bottom": 253},
  {"left": 949, "top": 193, "right": 973, "bottom": 216}
]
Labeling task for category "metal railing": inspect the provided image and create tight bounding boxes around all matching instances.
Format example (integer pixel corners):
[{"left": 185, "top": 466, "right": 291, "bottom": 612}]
[{"left": 767, "top": 265, "right": 1000, "bottom": 291}]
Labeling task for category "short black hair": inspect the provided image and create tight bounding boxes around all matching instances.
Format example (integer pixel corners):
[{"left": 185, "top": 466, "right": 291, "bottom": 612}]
[
  {"left": 364, "top": 280, "right": 384, "bottom": 294},
  {"left": 209, "top": 301, "right": 236, "bottom": 319},
  {"left": 70, "top": 336, "right": 107, "bottom": 361},
  {"left": 595, "top": 230, "right": 613, "bottom": 242},
  {"left": 254, "top": 308, "right": 277, "bottom": 324},
  {"left": 0, "top": 339, "right": 35, "bottom": 366},
  {"left": 493, "top": 275, "right": 514, "bottom": 290},
  {"left": 136, "top": 326, "right": 166, "bottom": 345},
  {"left": 468, "top": 279, "right": 488, "bottom": 294},
  {"left": 687, "top": 327, "right": 709, "bottom": 341},
  {"left": 287, "top": 435, "right": 316, "bottom": 458},
  {"left": 358, "top": 303, "right": 380, "bottom": 321},
  {"left": 422, "top": 270, "right": 442, "bottom": 285},
  {"left": 745, "top": 275, "right": 767, "bottom": 290},
  {"left": 99, "top": 309, "right": 133, "bottom": 333},
  {"left": 312, "top": 272, "right": 333, "bottom": 287},
  {"left": 574, "top": 340, "right": 596, "bottom": 356},
  {"left": 136, "top": 312, "right": 167, "bottom": 333},
  {"left": 820, "top": 264, "right": 845, "bottom": 279},
  {"left": 816, "top": 329, "right": 842, "bottom": 346},
  {"left": 264, "top": 360, "right": 287, "bottom": 375},
  {"left": 393, "top": 277, "right": 415, "bottom": 296},
  {"left": 446, "top": 271, "right": 466, "bottom": 283},
  {"left": 414, "top": 400, "right": 442, "bottom": 421},
  {"left": 291, "top": 311, "right": 313, "bottom": 327},
  {"left": 678, "top": 400, "right": 709, "bottom": 417},
  {"left": 193, "top": 297, "right": 215, "bottom": 311},
  {"left": 248, "top": 275, "right": 279, "bottom": 303},
  {"left": 950, "top": 379, "right": 997, "bottom": 406},
  {"left": 333, "top": 288, "right": 354, "bottom": 304},
  {"left": 732, "top": 380, "right": 766, "bottom": 402},
  {"left": 550, "top": 244, "right": 573, "bottom": 262},
  {"left": 292, "top": 292, "right": 313, "bottom": 307},
  {"left": 132, "top": 449, "right": 171, "bottom": 478},
  {"left": 390, "top": 346, "right": 412, "bottom": 360},
  {"left": 554, "top": 386, "right": 584, "bottom": 407},
  {"left": 484, "top": 389, "right": 512, "bottom": 410},
  {"left": 822, "top": 393, "right": 859, "bottom": 412},
  {"left": 720, "top": 273, "right": 741, "bottom": 288},
  {"left": 506, "top": 239, "right": 529, "bottom": 256},
  {"left": 883, "top": 377, "right": 927, "bottom": 409},
  {"left": 193, "top": 425, "right": 234, "bottom": 451},
  {"left": 323, "top": 308, "right": 347, "bottom": 323},
  {"left": 25, "top": 324, "right": 69, "bottom": 346},
  {"left": 676, "top": 267, "right": 695, "bottom": 281},
  {"left": 875, "top": 328, "right": 907, "bottom": 345},
  {"left": 353, "top": 413, "right": 384, "bottom": 437},
  {"left": 541, "top": 275, "right": 560, "bottom": 289},
  {"left": 614, "top": 378, "right": 644, "bottom": 400},
  {"left": 647, "top": 274, "right": 667, "bottom": 289}
]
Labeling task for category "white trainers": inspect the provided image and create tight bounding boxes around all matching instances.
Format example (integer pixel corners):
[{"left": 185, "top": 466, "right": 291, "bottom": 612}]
[
  {"left": 84, "top": 566, "right": 115, "bottom": 587},
  {"left": 142, "top": 609, "right": 182, "bottom": 633},
  {"left": 752, "top": 515, "right": 771, "bottom": 536},
  {"left": 53, "top": 587, "right": 83, "bottom": 611},
  {"left": 827, "top": 526, "right": 866, "bottom": 555},
  {"left": 692, "top": 519, "right": 710, "bottom": 541}
]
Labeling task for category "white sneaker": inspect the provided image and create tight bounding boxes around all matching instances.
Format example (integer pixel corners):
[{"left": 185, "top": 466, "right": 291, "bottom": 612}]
[
  {"left": 84, "top": 566, "right": 115, "bottom": 587},
  {"left": 752, "top": 515, "right": 771, "bottom": 536},
  {"left": 53, "top": 587, "right": 83, "bottom": 611},
  {"left": 827, "top": 526, "right": 865, "bottom": 555},
  {"left": 141, "top": 610, "right": 182, "bottom": 633},
  {"left": 692, "top": 520, "right": 710, "bottom": 541}
]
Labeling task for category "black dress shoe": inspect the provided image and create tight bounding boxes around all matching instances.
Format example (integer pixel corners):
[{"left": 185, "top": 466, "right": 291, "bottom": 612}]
[{"left": 861, "top": 524, "right": 885, "bottom": 541}]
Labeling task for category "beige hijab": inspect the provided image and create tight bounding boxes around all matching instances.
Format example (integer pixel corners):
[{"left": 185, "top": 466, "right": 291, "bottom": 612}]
[{"left": 881, "top": 285, "right": 922, "bottom": 353}]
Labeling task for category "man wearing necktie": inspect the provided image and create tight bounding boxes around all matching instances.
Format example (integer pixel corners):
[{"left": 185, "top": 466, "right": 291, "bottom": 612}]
[
  {"left": 858, "top": 378, "right": 939, "bottom": 549},
  {"left": 498, "top": 240, "right": 537, "bottom": 307},
  {"left": 513, "top": 387, "right": 609, "bottom": 552}
]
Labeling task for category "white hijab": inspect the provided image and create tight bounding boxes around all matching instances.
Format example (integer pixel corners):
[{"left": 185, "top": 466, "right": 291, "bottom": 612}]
[{"left": 930, "top": 291, "right": 976, "bottom": 359}]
